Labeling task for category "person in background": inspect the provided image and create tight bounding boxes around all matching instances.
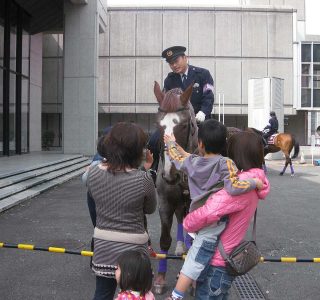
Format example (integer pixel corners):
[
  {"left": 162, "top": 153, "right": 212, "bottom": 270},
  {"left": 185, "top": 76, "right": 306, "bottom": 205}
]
[{"left": 262, "top": 111, "right": 279, "bottom": 149}]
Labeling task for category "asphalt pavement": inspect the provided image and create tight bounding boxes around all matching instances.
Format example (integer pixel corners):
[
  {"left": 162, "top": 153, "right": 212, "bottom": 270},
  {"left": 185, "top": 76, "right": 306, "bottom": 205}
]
[{"left": 0, "top": 160, "right": 319, "bottom": 299}]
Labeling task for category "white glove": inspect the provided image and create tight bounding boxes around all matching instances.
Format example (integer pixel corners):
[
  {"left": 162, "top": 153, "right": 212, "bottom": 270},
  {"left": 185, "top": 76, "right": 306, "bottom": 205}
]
[{"left": 195, "top": 111, "right": 206, "bottom": 123}]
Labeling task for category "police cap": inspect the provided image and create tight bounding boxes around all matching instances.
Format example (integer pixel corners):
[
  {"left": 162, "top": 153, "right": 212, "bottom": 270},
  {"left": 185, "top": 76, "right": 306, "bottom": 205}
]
[{"left": 162, "top": 46, "right": 186, "bottom": 63}]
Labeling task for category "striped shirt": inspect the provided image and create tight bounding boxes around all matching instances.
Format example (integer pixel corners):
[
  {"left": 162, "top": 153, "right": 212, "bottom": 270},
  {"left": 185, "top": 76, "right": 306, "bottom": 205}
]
[{"left": 87, "top": 164, "right": 156, "bottom": 277}]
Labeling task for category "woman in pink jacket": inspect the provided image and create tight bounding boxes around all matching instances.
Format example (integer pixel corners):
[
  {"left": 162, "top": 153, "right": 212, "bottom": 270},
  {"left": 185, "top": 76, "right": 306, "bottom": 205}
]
[{"left": 183, "top": 132, "right": 270, "bottom": 300}]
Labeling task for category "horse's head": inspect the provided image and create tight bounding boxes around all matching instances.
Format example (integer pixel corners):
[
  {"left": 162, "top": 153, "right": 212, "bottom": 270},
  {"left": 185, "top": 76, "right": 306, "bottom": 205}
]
[
  {"left": 154, "top": 81, "right": 198, "bottom": 181},
  {"left": 154, "top": 81, "right": 197, "bottom": 150}
]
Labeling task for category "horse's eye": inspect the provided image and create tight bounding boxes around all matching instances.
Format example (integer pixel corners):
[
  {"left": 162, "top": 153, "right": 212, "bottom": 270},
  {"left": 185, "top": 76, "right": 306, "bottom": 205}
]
[{"left": 173, "top": 119, "right": 178, "bottom": 124}]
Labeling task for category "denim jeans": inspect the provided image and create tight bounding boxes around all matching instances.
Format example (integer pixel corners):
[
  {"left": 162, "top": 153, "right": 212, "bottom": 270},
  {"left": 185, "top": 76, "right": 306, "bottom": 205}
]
[
  {"left": 93, "top": 276, "right": 117, "bottom": 300},
  {"left": 196, "top": 266, "right": 234, "bottom": 300}
]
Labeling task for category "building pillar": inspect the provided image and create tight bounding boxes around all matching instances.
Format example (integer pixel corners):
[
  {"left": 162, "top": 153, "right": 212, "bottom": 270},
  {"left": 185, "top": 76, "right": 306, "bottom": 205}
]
[{"left": 63, "top": 0, "right": 99, "bottom": 155}]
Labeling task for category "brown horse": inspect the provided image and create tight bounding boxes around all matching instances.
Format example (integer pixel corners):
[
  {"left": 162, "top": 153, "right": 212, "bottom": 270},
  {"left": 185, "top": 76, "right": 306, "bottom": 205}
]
[
  {"left": 247, "top": 128, "right": 300, "bottom": 176},
  {"left": 153, "top": 81, "right": 198, "bottom": 293}
]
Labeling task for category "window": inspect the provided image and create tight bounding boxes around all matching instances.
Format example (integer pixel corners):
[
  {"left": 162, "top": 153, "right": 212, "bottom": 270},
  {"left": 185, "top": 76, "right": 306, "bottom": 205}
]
[
  {"left": 301, "top": 76, "right": 311, "bottom": 88},
  {"left": 300, "top": 43, "right": 320, "bottom": 109},
  {"left": 301, "top": 89, "right": 311, "bottom": 107},
  {"left": 302, "top": 44, "right": 311, "bottom": 62},
  {"left": 0, "top": 0, "right": 30, "bottom": 156},
  {"left": 314, "top": 90, "right": 320, "bottom": 107},
  {"left": 314, "top": 44, "right": 320, "bottom": 63}
]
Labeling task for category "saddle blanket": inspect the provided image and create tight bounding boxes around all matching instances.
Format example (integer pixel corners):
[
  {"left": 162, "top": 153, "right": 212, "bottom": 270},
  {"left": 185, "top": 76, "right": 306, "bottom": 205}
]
[{"left": 267, "top": 134, "right": 278, "bottom": 145}]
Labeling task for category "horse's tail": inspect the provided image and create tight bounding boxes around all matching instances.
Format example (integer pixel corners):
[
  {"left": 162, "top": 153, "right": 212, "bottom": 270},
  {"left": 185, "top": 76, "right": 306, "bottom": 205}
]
[{"left": 291, "top": 135, "right": 300, "bottom": 159}]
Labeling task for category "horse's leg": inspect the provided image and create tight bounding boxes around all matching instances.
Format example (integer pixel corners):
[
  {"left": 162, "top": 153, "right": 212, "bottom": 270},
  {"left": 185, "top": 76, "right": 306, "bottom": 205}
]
[
  {"left": 280, "top": 154, "right": 289, "bottom": 176},
  {"left": 262, "top": 159, "right": 267, "bottom": 173},
  {"left": 175, "top": 222, "right": 186, "bottom": 255},
  {"left": 289, "top": 158, "right": 295, "bottom": 177},
  {"left": 174, "top": 198, "right": 190, "bottom": 255},
  {"left": 154, "top": 197, "right": 175, "bottom": 294}
]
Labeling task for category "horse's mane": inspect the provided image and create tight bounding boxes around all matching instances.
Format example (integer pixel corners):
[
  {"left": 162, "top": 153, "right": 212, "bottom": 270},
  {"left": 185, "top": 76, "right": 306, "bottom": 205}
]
[
  {"left": 226, "top": 127, "right": 242, "bottom": 139},
  {"left": 247, "top": 127, "right": 262, "bottom": 135},
  {"left": 159, "top": 88, "right": 183, "bottom": 112}
]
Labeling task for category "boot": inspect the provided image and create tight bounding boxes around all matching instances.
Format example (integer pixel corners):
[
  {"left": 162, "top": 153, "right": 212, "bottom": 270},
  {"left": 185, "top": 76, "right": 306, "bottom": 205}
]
[{"left": 262, "top": 137, "right": 268, "bottom": 150}]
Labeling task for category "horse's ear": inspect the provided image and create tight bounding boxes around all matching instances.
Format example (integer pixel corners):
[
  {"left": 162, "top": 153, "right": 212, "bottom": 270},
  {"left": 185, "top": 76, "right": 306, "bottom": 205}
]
[
  {"left": 180, "top": 82, "right": 193, "bottom": 106},
  {"left": 154, "top": 81, "right": 164, "bottom": 104}
]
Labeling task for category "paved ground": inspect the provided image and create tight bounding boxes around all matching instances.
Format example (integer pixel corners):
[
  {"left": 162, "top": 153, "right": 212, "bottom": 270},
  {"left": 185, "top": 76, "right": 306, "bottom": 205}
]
[{"left": 0, "top": 159, "right": 319, "bottom": 299}]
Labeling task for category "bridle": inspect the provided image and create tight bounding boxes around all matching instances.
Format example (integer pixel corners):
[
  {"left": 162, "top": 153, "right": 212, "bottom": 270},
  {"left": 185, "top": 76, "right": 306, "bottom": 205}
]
[
  {"left": 158, "top": 106, "right": 195, "bottom": 151},
  {"left": 158, "top": 106, "right": 196, "bottom": 186}
]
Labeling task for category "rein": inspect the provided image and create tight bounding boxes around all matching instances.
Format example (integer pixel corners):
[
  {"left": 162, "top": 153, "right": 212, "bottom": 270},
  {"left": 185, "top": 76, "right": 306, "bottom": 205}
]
[{"left": 157, "top": 107, "right": 189, "bottom": 113}]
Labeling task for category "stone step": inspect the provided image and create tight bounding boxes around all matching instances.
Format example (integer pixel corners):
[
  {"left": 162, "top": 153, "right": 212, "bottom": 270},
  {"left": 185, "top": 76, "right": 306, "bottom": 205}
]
[
  {"left": 0, "top": 168, "right": 85, "bottom": 213},
  {"left": 0, "top": 155, "right": 84, "bottom": 180},
  {"left": 0, "top": 160, "right": 90, "bottom": 201},
  {"left": 0, "top": 157, "right": 88, "bottom": 189}
]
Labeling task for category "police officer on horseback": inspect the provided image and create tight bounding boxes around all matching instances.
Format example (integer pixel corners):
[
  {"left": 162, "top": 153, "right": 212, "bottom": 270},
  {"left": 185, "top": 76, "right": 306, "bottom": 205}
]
[
  {"left": 162, "top": 46, "right": 214, "bottom": 122},
  {"left": 262, "top": 111, "right": 279, "bottom": 148},
  {"left": 148, "top": 46, "right": 214, "bottom": 172}
]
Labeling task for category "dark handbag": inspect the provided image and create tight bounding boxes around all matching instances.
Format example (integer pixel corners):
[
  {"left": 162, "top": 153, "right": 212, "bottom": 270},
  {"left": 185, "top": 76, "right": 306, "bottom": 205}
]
[{"left": 218, "top": 210, "right": 261, "bottom": 276}]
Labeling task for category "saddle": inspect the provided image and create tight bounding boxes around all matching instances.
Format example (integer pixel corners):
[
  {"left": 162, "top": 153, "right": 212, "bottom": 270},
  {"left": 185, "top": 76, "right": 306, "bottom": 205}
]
[{"left": 267, "top": 134, "right": 278, "bottom": 145}]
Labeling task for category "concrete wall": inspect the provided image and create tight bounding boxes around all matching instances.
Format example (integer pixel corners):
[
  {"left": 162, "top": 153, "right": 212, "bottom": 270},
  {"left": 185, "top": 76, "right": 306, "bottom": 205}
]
[
  {"left": 63, "top": 0, "right": 100, "bottom": 155},
  {"left": 97, "top": 7, "right": 295, "bottom": 120}
]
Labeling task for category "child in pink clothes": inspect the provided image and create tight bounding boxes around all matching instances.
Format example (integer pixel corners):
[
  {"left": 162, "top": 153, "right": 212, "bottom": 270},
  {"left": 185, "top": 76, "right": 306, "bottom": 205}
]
[
  {"left": 183, "top": 132, "right": 270, "bottom": 299},
  {"left": 114, "top": 250, "right": 155, "bottom": 300},
  {"left": 116, "top": 291, "right": 154, "bottom": 300}
]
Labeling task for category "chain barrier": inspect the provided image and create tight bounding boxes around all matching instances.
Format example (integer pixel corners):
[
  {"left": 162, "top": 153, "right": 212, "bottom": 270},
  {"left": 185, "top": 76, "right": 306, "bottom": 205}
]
[{"left": 1, "top": 242, "right": 320, "bottom": 263}]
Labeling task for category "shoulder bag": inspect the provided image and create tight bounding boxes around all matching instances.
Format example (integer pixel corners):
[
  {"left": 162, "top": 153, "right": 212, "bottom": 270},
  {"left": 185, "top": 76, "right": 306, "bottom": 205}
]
[{"left": 218, "top": 210, "right": 261, "bottom": 276}]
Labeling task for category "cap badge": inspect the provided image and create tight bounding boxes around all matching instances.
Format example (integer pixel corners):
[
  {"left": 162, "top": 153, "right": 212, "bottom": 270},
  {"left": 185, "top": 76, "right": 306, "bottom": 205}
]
[{"left": 167, "top": 50, "right": 173, "bottom": 57}]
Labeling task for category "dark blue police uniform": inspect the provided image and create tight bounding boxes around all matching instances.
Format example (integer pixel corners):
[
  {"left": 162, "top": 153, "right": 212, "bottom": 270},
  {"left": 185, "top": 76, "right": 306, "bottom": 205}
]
[{"left": 164, "top": 65, "right": 214, "bottom": 119}]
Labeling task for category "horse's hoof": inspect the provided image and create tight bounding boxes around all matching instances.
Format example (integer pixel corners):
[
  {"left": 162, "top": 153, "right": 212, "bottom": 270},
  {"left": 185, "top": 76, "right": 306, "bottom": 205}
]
[
  {"left": 291, "top": 173, "right": 295, "bottom": 177},
  {"left": 175, "top": 241, "right": 186, "bottom": 256},
  {"left": 279, "top": 172, "right": 284, "bottom": 176},
  {"left": 153, "top": 284, "right": 167, "bottom": 295}
]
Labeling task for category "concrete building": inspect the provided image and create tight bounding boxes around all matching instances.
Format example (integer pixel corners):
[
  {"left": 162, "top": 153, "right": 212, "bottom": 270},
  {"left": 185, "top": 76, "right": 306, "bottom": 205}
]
[{"left": 1, "top": 0, "right": 320, "bottom": 156}]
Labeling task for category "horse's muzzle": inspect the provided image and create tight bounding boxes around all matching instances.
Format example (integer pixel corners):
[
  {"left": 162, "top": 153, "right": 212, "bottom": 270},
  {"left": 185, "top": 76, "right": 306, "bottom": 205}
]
[{"left": 161, "top": 172, "right": 180, "bottom": 185}]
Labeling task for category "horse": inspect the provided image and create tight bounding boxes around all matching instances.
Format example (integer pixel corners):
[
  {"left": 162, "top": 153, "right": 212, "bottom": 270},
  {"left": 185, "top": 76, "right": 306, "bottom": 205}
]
[
  {"left": 153, "top": 81, "right": 198, "bottom": 293},
  {"left": 247, "top": 128, "right": 300, "bottom": 176}
]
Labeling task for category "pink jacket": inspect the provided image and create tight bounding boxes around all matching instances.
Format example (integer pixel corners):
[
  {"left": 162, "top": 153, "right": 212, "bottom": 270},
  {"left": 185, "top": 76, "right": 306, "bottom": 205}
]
[{"left": 183, "top": 168, "right": 270, "bottom": 267}]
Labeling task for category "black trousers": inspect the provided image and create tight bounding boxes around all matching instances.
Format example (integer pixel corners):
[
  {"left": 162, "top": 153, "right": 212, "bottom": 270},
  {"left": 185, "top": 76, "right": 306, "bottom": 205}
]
[{"left": 93, "top": 276, "right": 117, "bottom": 300}]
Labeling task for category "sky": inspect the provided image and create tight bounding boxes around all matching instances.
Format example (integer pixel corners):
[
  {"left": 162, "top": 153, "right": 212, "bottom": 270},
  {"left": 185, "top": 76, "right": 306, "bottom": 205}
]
[
  {"left": 305, "top": 0, "right": 320, "bottom": 35},
  {"left": 107, "top": 0, "right": 320, "bottom": 35}
]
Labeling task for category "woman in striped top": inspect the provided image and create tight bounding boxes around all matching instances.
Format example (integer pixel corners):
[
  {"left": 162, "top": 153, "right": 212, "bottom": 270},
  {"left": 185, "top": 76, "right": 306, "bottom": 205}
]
[{"left": 87, "top": 122, "right": 157, "bottom": 300}]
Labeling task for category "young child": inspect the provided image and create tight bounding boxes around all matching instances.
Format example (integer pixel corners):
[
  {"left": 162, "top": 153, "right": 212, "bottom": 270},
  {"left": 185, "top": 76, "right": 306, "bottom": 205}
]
[
  {"left": 114, "top": 250, "right": 155, "bottom": 300},
  {"left": 183, "top": 131, "right": 270, "bottom": 298},
  {"left": 164, "top": 119, "right": 263, "bottom": 300}
]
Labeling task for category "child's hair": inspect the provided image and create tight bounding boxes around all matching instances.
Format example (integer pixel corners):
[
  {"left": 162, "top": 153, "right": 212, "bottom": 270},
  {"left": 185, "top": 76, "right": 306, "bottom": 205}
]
[
  {"left": 117, "top": 250, "right": 153, "bottom": 296},
  {"left": 198, "top": 119, "right": 227, "bottom": 154},
  {"left": 227, "top": 132, "right": 264, "bottom": 171}
]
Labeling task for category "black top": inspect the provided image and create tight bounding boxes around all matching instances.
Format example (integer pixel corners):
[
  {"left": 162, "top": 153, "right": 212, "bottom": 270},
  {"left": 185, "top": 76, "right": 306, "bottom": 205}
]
[
  {"left": 268, "top": 116, "right": 278, "bottom": 131},
  {"left": 163, "top": 65, "right": 214, "bottom": 118}
]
